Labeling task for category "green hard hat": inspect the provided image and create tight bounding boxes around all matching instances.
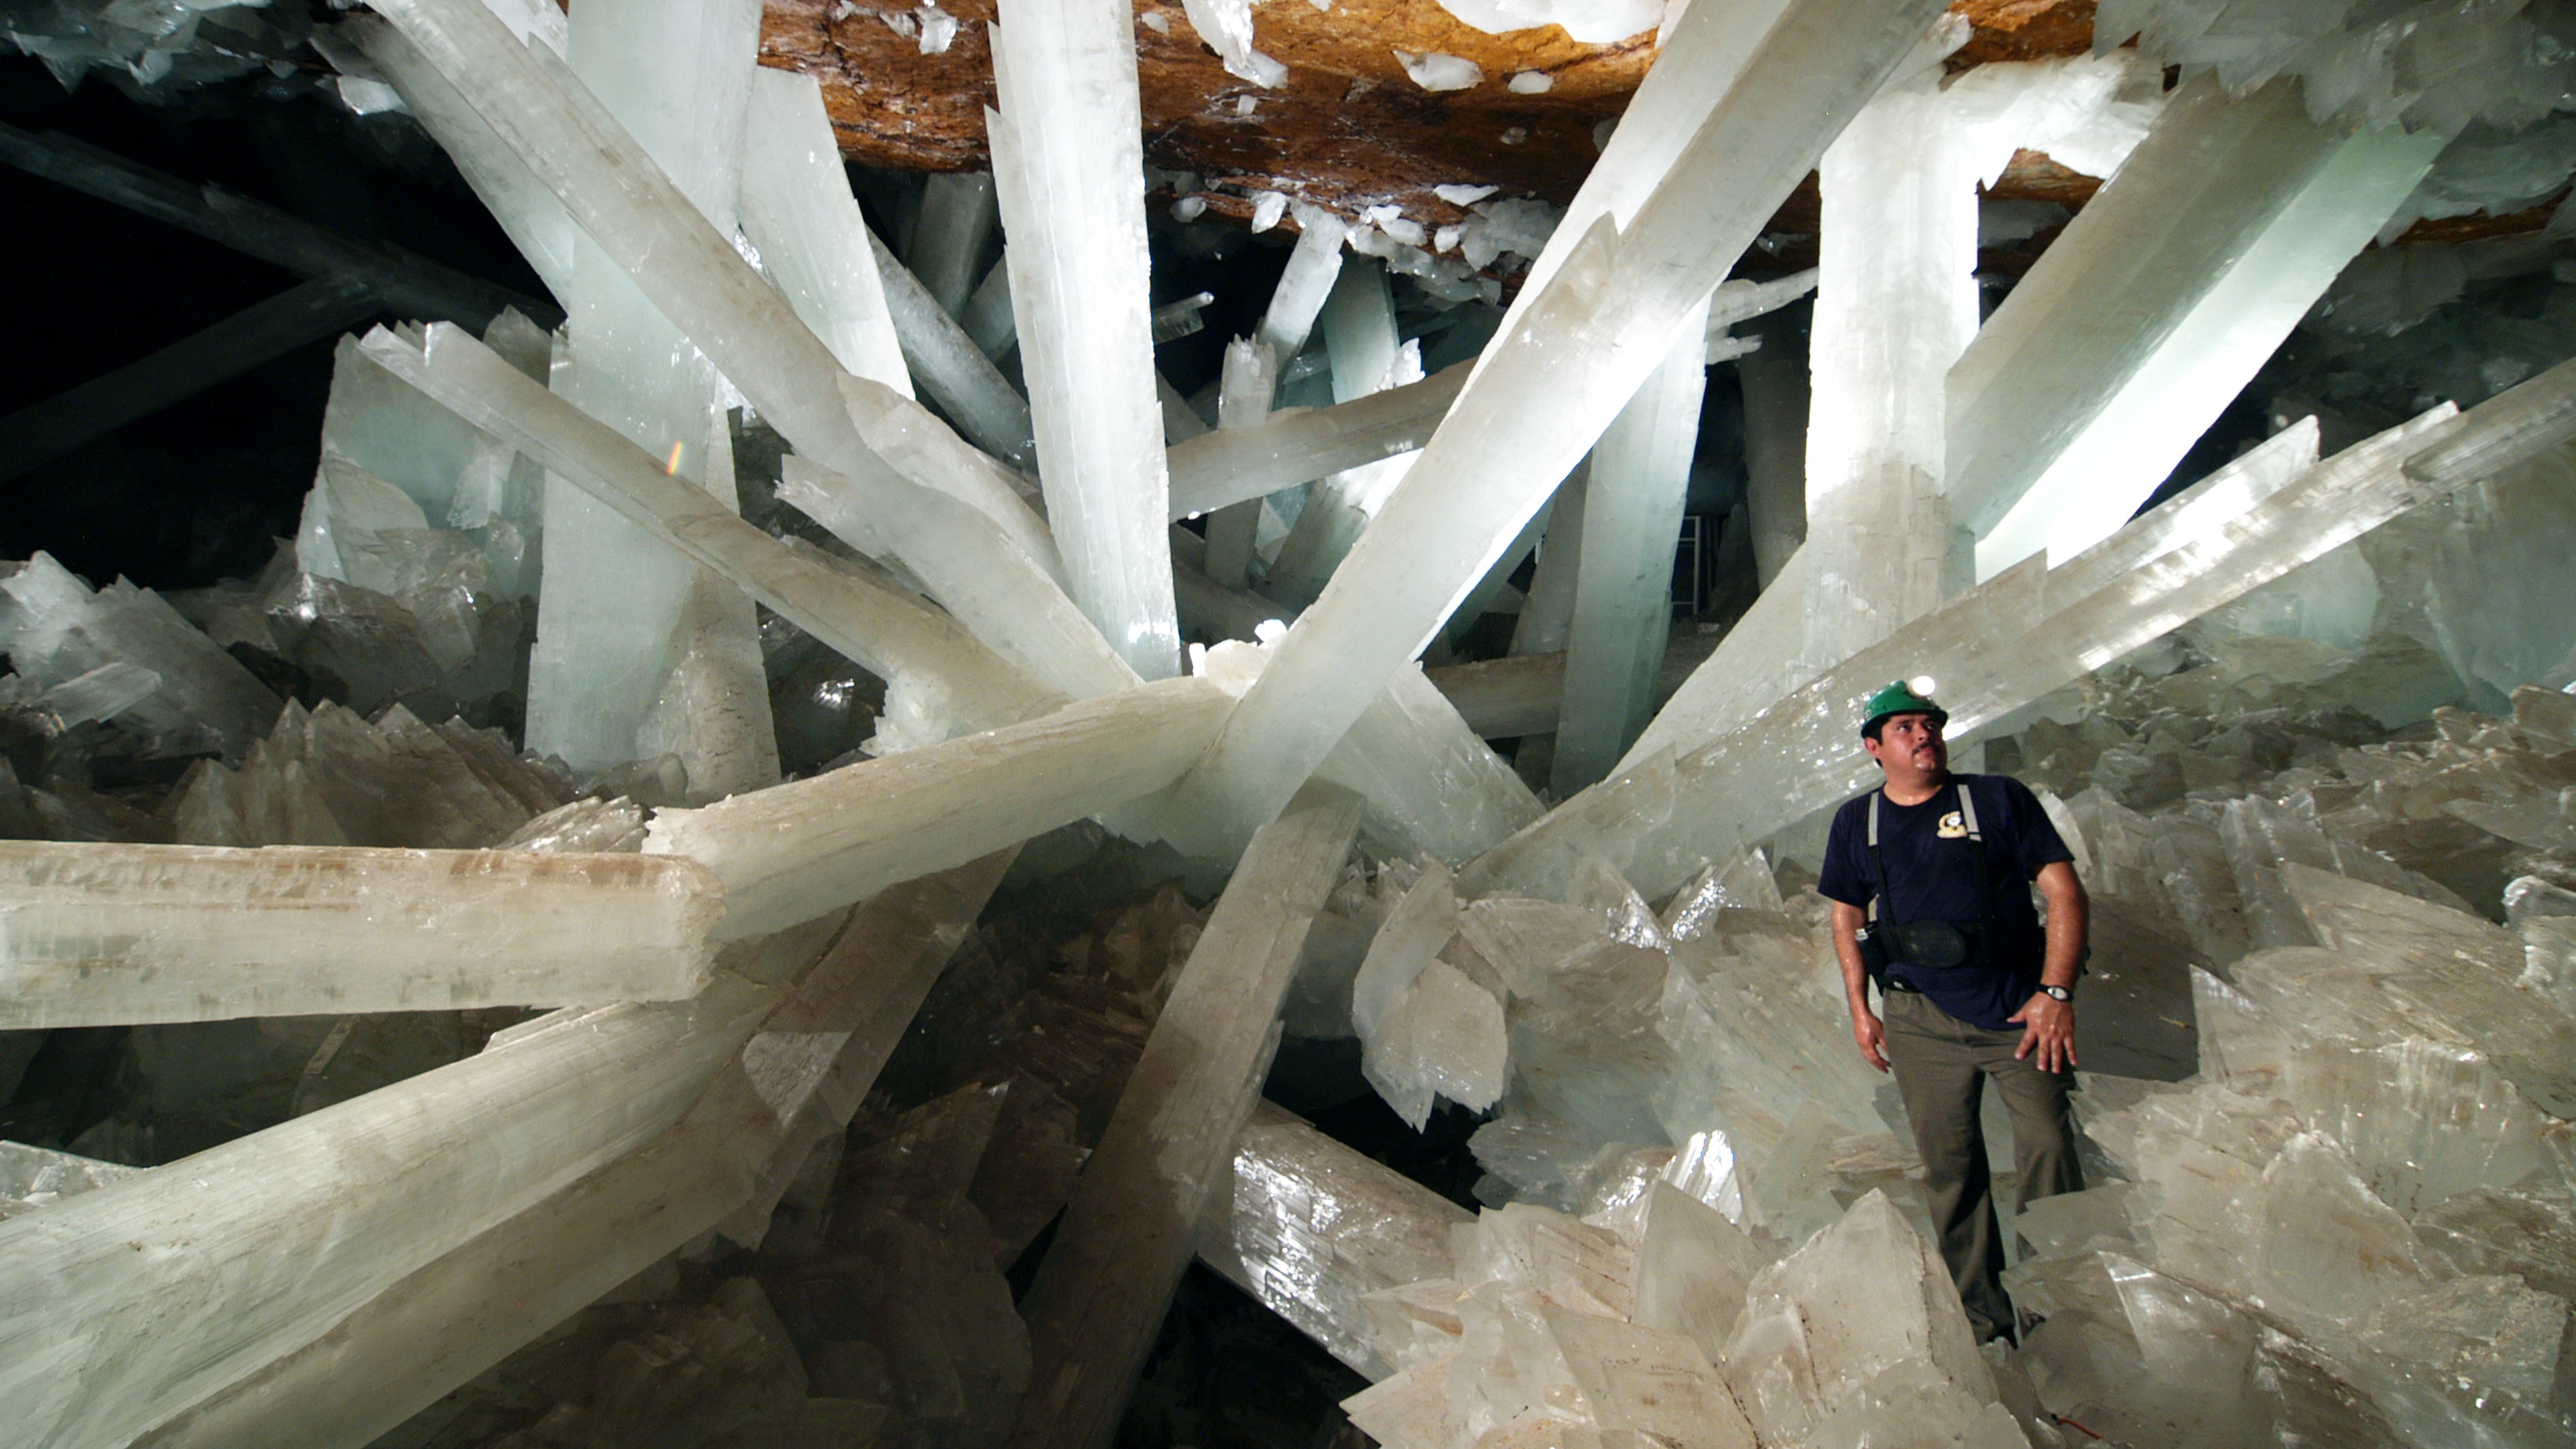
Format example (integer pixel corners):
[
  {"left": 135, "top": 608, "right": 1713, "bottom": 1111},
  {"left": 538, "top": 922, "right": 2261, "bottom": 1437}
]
[{"left": 1861, "top": 679, "right": 1946, "bottom": 736}]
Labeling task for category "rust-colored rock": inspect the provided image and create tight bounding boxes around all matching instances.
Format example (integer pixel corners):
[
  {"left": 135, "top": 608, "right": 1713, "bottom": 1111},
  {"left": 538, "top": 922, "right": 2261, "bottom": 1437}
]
[
  {"left": 758, "top": 0, "right": 1640, "bottom": 225},
  {"left": 1950, "top": 0, "right": 2096, "bottom": 65}
]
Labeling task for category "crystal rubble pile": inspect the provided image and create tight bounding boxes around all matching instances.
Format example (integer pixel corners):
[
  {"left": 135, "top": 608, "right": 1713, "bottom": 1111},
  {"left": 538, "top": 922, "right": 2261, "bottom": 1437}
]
[{"left": 1303, "top": 657, "right": 2576, "bottom": 1445}]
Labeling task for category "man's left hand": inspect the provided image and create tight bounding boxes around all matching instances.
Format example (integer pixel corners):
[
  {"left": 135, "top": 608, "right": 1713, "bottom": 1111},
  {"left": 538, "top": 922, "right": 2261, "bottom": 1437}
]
[{"left": 2008, "top": 992, "right": 2077, "bottom": 1074}]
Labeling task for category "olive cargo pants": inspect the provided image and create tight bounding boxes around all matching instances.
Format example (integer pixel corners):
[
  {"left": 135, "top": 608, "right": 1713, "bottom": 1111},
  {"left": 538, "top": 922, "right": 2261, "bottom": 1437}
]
[{"left": 1881, "top": 988, "right": 2083, "bottom": 1343}]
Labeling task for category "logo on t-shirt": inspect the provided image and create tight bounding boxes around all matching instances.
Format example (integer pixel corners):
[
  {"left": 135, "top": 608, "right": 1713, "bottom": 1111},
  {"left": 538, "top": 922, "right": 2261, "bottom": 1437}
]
[{"left": 1936, "top": 810, "right": 1967, "bottom": 839}]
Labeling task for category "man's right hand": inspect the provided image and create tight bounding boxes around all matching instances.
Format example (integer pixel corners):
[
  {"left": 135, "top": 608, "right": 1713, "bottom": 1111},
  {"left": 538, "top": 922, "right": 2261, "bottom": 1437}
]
[{"left": 1850, "top": 1006, "right": 1889, "bottom": 1073}]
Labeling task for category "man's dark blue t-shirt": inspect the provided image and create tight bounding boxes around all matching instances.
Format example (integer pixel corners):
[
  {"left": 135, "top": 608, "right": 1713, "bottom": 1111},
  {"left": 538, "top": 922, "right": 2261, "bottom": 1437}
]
[{"left": 1816, "top": 772, "right": 2074, "bottom": 1031}]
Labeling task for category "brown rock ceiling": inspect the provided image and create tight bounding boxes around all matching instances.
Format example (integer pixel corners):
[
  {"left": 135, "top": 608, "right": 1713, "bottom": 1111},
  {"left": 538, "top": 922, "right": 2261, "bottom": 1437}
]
[{"left": 757, "top": 0, "right": 2528, "bottom": 266}]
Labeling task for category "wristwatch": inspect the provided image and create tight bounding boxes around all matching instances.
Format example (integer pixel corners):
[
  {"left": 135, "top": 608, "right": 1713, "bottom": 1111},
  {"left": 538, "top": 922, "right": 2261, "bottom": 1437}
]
[{"left": 2039, "top": 984, "right": 2073, "bottom": 1003}]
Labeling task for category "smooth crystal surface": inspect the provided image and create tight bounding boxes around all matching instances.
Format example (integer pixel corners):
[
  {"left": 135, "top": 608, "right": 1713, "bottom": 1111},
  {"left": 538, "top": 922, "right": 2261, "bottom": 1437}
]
[
  {"left": 1954, "top": 77, "right": 2441, "bottom": 575},
  {"left": 986, "top": 0, "right": 1180, "bottom": 680},
  {"left": 0, "top": 840, "right": 720, "bottom": 1028}
]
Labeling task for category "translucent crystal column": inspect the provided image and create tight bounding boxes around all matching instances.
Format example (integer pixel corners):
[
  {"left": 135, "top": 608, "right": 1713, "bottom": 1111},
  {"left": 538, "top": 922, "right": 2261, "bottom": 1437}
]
[
  {"left": 357, "top": 0, "right": 1129, "bottom": 699},
  {"left": 1203, "top": 337, "right": 1278, "bottom": 590},
  {"left": 1952, "top": 75, "right": 2442, "bottom": 576},
  {"left": 127, "top": 856, "right": 1013, "bottom": 1449},
  {"left": 527, "top": 0, "right": 775, "bottom": 789},
  {"left": 1159, "top": 0, "right": 1948, "bottom": 859},
  {"left": 1267, "top": 260, "right": 1413, "bottom": 607},
  {"left": 1194, "top": 1101, "right": 1471, "bottom": 1382},
  {"left": 868, "top": 226, "right": 1038, "bottom": 468},
  {"left": 737, "top": 67, "right": 909, "bottom": 396},
  {"left": 1011, "top": 785, "right": 1364, "bottom": 1449},
  {"left": 1737, "top": 306, "right": 1809, "bottom": 588},
  {"left": 378, "top": 324, "right": 1064, "bottom": 744},
  {"left": 1798, "top": 78, "right": 1976, "bottom": 675},
  {"left": 1164, "top": 362, "right": 1468, "bottom": 518},
  {"left": 986, "top": 0, "right": 1180, "bottom": 679},
  {"left": 649, "top": 675, "right": 1235, "bottom": 938},
  {"left": 1552, "top": 301, "right": 1709, "bottom": 795},
  {"left": 0, "top": 912, "right": 847, "bottom": 1449},
  {"left": 1469, "top": 354, "right": 2576, "bottom": 900},
  {"left": 908, "top": 170, "right": 998, "bottom": 319},
  {"left": 0, "top": 840, "right": 719, "bottom": 1028}
]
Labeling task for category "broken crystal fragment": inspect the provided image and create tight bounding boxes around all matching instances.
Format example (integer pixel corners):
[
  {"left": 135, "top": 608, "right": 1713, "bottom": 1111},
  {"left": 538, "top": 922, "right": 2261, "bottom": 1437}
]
[{"left": 0, "top": 552, "right": 280, "bottom": 759}]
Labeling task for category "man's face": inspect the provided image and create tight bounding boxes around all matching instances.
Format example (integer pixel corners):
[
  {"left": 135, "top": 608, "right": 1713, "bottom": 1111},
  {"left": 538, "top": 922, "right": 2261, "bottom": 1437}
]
[{"left": 1866, "top": 712, "right": 1948, "bottom": 776}]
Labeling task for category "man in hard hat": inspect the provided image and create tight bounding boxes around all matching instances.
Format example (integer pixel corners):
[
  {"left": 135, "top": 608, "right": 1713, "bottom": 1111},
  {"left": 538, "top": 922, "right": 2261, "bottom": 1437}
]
[{"left": 1816, "top": 679, "right": 2089, "bottom": 1344}]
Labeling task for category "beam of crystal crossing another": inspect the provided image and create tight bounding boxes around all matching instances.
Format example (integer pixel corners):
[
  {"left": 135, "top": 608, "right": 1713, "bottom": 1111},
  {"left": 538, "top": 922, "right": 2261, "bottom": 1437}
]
[
  {"left": 737, "top": 67, "right": 910, "bottom": 397},
  {"left": 1165, "top": 361, "right": 1468, "bottom": 519},
  {"left": 0, "top": 911, "right": 848, "bottom": 1449},
  {"left": 1552, "top": 301, "right": 1709, "bottom": 795},
  {"left": 1482, "top": 0, "right": 1798, "bottom": 348},
  {"left": 868, "top": 226, "right": 1038, "bottom": 468},
  {"left": 359, "top": 0, "right": 1122, "bottom": 695},
  {"left": 1266, "top": 259, "right": 1412, "bottom": 607},
  {"left": 649, "top": 675, "right": 1233, "bottom": 938},
  {"left": 347, "top": 17, "right": 577, "bottom": 296},
  {"left": 1468, "top": 356, "right": 2576, "bottom": 901},
  {"left": 1952, "top": 75, "right": 2441, "bottom": 576},
  {"left": 1011, "top": 784, "right": 1364, "bottom": 1449},
  {"left": 377, "top": 324, "right": 1064, "bottom": 742},
  {"left": 986, "top": 0, "right": 1180, "bottom": 679},
  {"left": 524, "top": 0, "right": 773, "bottom": 789},
  {"left": 1194, "top": 1101, "right": 1470, "bottom": 1382},
  {"left": 127, "top": 855, "right": 1013, "bottom": 1449},
  {"left": 0, "top": 840, "right": 718, "bottom": 1030},
  {"left": 1157, "top": 0, "right": 1949, "bottom": 858}
]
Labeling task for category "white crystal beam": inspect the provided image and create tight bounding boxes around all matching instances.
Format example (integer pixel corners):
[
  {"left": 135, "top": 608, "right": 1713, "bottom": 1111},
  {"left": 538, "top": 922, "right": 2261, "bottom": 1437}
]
[
  {"left": 908, "top": 169, "right": 999, "bottom": 318},
  {"left": 737, "top": 66, "right": 910, "bottom": 395},
  {"left": 1737, "top": 308, "right": 1808, "bottom": 588},
  {"left": 868, "top": 225, "right": 1039, "bottom": 468},
  {"left": 521, "top": 0, "right": 773, "bottom": 787},
  {"left": 1952, "top": 74, "right": 2442, "bottom": 575},
  {"left": 0, "top": 912, "right": 849, "bottom": 1449},
  {"left": 986, "top": 0, "right": 1182, "bottom": 679},
  {"left": 125, "top": 855, "right": 1013, "bottom": 1449},
  {"left": 1796, "top": 76, "right": 1976, "bottom": 679},
  {"left": 376, "top": 324, "right": 1064, "bottom": 736},
  {"left": 1194, "top": 1101, "right": 1470, "bottom": 1382},
  {"left": 354, "top": 0, "right": 1125, "bottom": 692},
  {"left": 0, "top": 840, "right": 718, "bottom": 1029},
  {"left": 1253, "top": 209, "right": 1347, "bottom": 362},
  {"left": 1630, "top": 72, "right": 1982, "bottom": 782},
  {"left": 1469, "top": 354, "right": 2576, "bottom": 900},
  {"left": 1165, "top": 361, "right": 1469, "bottom": 518},
  {"left": 1550, "top": 303, "right": 1709, "bottom": 793},
  {"left": 649, "top": 675, "right": 1233, "bottom": 938},
  {"left": 1199, "top": 338, "right": 1278, "bottom": 590},
  {"left": 1011, "top": 784, "right": 1365, "bottom": 1449},
  {"left": 1158, "top": 0, "right": 1950, "bottom": 858},
  {"left": 1266, "top": 259, "right": 1410, "bottom": 606}
]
